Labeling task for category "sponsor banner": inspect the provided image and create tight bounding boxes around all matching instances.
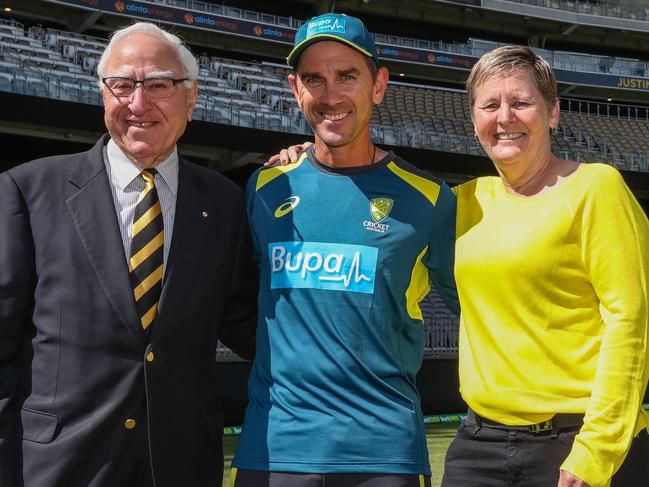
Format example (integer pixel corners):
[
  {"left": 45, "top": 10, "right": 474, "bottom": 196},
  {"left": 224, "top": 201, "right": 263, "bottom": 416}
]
[
  {"left": 47, "top": 0, "right": 296, "bottom": 44},
  {"left": 554, "top": 68, "right": 649, "bottom": 93},
  {"left": 376, "top": 44, "right": 476, "bottom": 70},
  {"left": 223, "top": 425, "right": 242, "bottom": 436},
  {"left": 268, "top": 241, "right": 378, "bottom": 294},
  {"left": 424, "top": 413, "right": 466, "bottom": 424}
]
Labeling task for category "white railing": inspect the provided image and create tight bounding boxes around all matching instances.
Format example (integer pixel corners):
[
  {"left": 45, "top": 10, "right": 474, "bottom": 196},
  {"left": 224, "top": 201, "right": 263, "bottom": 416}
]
[{"left": 562, "top": 97, "right": 649, "bottom": 121}]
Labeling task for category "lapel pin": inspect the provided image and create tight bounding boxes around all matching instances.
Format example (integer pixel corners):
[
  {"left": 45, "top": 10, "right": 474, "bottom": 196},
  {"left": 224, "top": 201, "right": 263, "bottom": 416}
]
[{"left": 202, "top": 211, "right": 208, "bottom": 218}]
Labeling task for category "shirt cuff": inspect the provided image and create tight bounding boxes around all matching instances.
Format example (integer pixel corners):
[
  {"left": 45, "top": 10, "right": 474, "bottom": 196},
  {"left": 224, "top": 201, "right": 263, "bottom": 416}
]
[{"left": 561, "top": 438, "right": 614, "bottom": 487}]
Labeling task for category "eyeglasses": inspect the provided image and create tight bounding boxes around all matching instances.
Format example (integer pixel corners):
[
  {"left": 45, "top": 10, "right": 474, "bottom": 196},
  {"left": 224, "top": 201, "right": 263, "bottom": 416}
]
[{"left": 102, "top": 77, "right": 190, "bottom": 98}]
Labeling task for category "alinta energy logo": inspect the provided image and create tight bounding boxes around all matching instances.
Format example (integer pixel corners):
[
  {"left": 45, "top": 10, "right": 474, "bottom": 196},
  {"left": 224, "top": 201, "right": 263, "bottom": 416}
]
[
  {"left": 274, "top": 196, "right": 301, "bottom": 218},
  {"left": 184, "top": 13, "right": 194, "bottom": 24},
  {"left": 114, "top": 1, "right": 126, "bottom": 12},
  {"left": 427, "top": 53, "right": 437, "bottom": 64},
  {"left": 254, "top": 25, "right": 263, "bottom": 36},
  {"left": 364, "top": 198, "right": 393, "bottom": 233}
]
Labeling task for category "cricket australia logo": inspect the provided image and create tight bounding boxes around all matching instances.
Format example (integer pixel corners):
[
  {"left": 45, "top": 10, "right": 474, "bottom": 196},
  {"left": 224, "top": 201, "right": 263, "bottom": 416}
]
[
  {"left": 364, "top": 198, "right": 393, "bottom": 233},
  {"left": 370, "top": 198, "right": 393, "bottom": 222}
]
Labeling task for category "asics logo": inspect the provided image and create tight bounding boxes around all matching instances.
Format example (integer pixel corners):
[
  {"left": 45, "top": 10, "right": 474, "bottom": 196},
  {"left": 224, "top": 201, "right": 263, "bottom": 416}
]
[
  {"left": 274, "top": 196, "right": 301, "bottom": 218},
  {"left": 269, "top": 242, "right": 378, "bottom": 294}
]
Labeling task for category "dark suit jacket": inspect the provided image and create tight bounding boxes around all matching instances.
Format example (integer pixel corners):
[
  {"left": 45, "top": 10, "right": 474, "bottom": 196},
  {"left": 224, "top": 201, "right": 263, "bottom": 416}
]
[{"left": 0, "top": 136, "right": 258, "bottom": 487}]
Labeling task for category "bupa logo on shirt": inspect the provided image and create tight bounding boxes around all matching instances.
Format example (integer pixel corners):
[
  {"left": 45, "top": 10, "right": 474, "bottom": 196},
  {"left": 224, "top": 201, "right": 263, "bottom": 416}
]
[
  {"left": 306, "top": 17, "right": 346, "bottom": 37},
  {"left": 269, "top": 241, "right": 377, "bottom": 294}
]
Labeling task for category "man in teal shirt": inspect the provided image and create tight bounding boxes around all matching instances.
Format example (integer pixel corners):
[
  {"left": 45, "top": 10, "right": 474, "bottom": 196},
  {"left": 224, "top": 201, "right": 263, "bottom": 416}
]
[{"left": 232, "top": 13, "right": 458, "bottom": 487}]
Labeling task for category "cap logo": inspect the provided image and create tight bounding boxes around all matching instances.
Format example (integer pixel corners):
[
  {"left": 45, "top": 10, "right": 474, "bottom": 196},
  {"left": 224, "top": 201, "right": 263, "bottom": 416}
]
[{"left": 306, "top": 17, "right": 346, "bottom": 37}]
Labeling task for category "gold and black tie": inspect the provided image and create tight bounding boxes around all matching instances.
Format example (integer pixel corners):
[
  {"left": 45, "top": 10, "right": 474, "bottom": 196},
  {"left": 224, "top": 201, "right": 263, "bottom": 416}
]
[{"left": 129, "top": 168, "right": 164, "bottom": 331}]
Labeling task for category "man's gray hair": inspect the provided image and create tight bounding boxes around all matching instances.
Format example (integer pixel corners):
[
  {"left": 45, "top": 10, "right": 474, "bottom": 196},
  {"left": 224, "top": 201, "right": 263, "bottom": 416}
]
[{"left": 97, "top": 22, "right": 198, "bottom": 89}]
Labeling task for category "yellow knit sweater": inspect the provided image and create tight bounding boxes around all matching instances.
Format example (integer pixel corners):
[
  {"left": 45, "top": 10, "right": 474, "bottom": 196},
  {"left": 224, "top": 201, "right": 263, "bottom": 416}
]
[{"left": 454, "top": 163, "right": 649, "bottom": 487}]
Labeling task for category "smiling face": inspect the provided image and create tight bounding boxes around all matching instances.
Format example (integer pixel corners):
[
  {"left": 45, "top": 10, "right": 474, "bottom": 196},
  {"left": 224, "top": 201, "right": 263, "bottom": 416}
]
[
  {"left": 101, "top": 32, "right": 197, "bottom": 168},
  {"left": 288, "top": 41, "right": 387, "bottom": 157},
  {"left": 472, "top": 68, "right": 559, "bottom": 178}
]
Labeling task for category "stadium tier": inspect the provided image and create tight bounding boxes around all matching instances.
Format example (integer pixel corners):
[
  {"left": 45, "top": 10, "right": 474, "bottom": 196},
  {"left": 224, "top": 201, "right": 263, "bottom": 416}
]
[{"left": 1, "top": 17, "right": 648, "bottom": 172}]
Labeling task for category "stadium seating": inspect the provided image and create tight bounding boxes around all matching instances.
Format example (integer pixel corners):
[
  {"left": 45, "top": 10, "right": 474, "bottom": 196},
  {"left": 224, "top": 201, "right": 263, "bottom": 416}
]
[
  {"left": 1, "top": 17, "right": 648, "bottom": 172},
  {"left": 2, "top": 17, "right": 648, "bottom": 172}
]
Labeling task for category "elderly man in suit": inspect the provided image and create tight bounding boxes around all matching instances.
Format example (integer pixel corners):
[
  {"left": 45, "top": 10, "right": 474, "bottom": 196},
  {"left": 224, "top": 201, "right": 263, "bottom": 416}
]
[{"left": 0, "top": 22, "right": 257, "bottom": 487}]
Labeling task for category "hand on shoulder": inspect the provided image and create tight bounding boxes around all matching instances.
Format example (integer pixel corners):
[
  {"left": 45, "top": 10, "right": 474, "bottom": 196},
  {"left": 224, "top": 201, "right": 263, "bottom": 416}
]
[{"left": 265, "top": 141, "right": 313, "bottom": 167}]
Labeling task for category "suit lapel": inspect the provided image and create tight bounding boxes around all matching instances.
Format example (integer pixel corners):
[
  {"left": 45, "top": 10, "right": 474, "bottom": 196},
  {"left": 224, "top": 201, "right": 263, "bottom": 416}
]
[
  {"left": 65, "top": 136, "right": 144, "bottom": 343},
  {"left": 154, "top": 159, "right": 210, "bottom": 339}
]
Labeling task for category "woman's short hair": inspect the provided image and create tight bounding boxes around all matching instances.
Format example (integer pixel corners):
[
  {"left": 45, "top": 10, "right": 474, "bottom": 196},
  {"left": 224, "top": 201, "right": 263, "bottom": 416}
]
[
  {"left": 97, "top": 22, "right": 197, "bottom": 90},
  {"left": 466, "top": 45, "right": 558, "bottom": 111}
]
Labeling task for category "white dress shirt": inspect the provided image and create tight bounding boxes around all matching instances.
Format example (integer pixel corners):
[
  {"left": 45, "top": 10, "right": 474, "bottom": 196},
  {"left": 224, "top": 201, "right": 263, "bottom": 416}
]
[{"left": 104, "top": 138, "right": 178, "bottom": 276}]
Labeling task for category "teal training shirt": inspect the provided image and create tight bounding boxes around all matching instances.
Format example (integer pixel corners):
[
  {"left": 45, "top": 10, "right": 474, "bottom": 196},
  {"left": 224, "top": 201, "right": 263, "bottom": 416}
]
[{"left": 233, "top": 149, "right": 458, "bottom": 475}]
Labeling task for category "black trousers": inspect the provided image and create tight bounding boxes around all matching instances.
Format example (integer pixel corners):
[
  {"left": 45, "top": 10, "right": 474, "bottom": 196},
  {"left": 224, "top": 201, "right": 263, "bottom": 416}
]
[
  {"left": 441, "top": 410, "right": 649, "bottom": 486},
  {"left": 232, "top": 469, "right": 431, "bottom": 487}
]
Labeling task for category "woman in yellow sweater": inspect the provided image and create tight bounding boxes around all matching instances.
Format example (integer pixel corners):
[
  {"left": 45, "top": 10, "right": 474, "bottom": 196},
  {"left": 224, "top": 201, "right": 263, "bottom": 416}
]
[{"left": 442, "top": 46, "right": 649, "bottom": 487}]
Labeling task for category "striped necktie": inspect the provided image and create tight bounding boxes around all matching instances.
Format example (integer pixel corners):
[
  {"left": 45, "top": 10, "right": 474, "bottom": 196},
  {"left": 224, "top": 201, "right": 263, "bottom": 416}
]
[{"left": 129, "top": 168, "right": 164, "bottom": 331}]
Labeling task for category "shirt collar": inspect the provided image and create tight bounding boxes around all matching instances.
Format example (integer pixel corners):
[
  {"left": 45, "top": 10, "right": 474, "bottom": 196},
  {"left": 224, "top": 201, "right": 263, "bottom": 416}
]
[{"left": 105, "top": 139, "right": 179, "bottom": 196}]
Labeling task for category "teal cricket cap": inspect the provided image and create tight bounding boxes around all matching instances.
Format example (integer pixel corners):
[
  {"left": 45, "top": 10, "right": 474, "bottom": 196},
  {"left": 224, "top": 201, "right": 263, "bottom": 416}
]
[{"left": 287, "top": 13, "right": 379, "bottom": 68}]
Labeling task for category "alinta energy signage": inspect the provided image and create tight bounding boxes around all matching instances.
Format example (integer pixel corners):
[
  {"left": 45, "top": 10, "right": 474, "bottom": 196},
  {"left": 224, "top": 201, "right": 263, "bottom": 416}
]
[
  {"left": 46, "top": 0, "right": 649, "bottom": 93},
  {"left": 49, "top": 0, "right": 296, "bottom": 42}
]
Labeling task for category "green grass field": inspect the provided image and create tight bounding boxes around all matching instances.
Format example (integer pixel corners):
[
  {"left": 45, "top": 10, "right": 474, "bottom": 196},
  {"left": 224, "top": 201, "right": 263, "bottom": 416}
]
[{"left": 222, "top": 423, "right": 458, "bottom": 487}]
